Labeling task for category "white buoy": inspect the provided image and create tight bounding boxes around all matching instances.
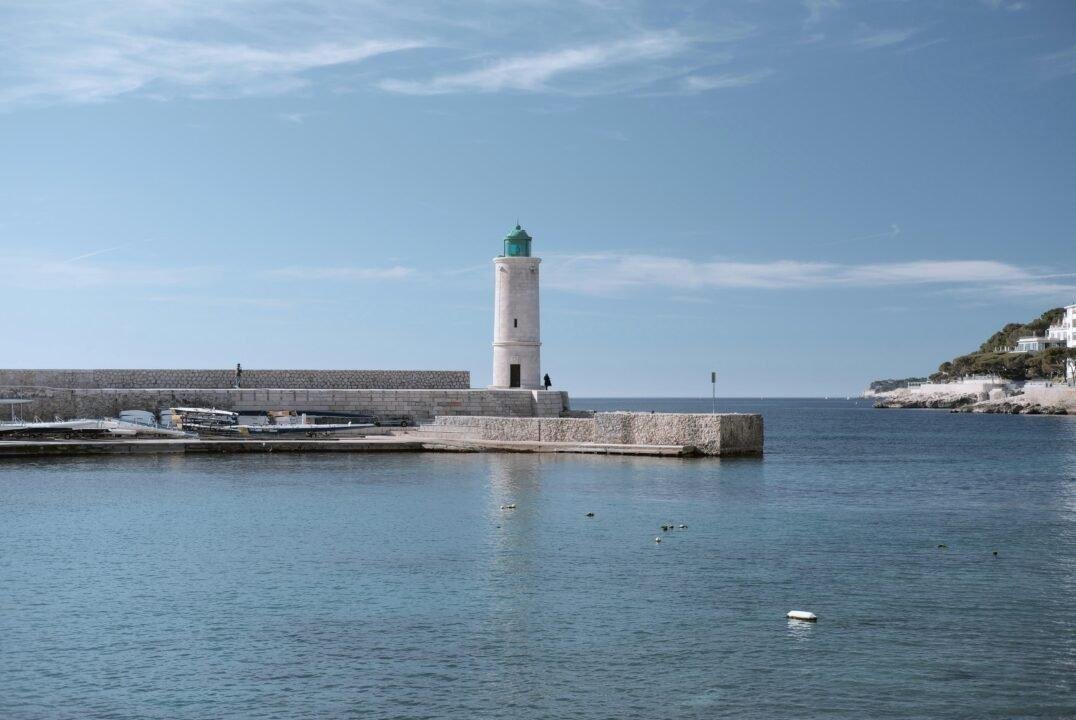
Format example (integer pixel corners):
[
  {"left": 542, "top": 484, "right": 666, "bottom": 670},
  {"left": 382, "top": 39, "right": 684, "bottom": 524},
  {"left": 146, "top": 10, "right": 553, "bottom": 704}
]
[
  {"left": 654, "top": 537, "right": 662, "bottom": 543},
  {"left": 787, "top": 610, "right": 817, "bottom": 622}
]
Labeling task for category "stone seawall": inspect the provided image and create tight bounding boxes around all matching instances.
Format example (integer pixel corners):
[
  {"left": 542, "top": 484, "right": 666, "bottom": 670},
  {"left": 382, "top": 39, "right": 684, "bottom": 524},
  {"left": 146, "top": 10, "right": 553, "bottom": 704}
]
[
  {"left": 1, "top": 388, "right": 569, "bottom": 422},
  {"left": 421, "top": 412, "right": 763, "bottom": 456},
  {"left": 0, "top": 369, "right": 470, "bottom": 390}
]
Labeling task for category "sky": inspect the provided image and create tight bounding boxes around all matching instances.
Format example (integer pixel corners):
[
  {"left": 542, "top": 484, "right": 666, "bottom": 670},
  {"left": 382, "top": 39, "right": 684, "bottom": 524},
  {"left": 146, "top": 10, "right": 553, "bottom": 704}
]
[{"left": 1, "top": 0, "right": 1074, "bottom": 397}]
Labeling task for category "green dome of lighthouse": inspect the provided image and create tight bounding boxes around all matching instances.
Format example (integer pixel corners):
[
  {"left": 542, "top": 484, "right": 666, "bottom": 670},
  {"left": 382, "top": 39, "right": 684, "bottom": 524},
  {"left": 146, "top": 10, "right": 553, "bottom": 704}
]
[
  {"left": 505, "top": 224, "right": 531, "bottom": 242},
  {"left": 503, "top": 223, "right": 533, "bottom": 257}
]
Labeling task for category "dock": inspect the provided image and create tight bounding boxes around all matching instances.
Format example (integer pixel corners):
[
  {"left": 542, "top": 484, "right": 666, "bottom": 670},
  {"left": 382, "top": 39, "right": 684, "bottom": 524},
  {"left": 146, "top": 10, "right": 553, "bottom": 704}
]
[
  {"left": 0, "top": 435, "right": 699, "bottom": 458},
  {"left": 0, "top": 412, "right": 763, "bottom": 459},
  {"left": 0, "top": 436, "right": 424, "bottom": 457}
]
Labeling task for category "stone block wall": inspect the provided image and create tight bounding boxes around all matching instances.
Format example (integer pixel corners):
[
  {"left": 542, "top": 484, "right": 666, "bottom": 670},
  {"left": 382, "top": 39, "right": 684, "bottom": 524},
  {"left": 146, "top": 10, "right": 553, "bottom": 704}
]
[
  {"left": 594, "top": 412, "right": 763, "bottom": 455},
  {"left": 423, "top": 412, "right": 763, "bottom": 456},
  {"left": 0, "top": 369, "right": 470, "bottom": 390},
  {"left": 0, "top": 387, "right": 569, "bottom": 422}
]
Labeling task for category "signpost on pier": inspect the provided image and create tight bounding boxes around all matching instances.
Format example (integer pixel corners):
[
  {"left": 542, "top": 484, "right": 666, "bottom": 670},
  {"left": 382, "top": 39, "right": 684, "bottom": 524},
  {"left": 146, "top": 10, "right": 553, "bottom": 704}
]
[{"left": 711, "top": 371, "right": 717, "bottom": 414}]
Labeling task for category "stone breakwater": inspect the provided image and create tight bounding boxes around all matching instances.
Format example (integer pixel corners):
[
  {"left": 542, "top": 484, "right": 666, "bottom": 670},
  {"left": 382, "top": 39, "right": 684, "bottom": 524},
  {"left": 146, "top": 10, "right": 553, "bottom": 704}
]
[
  {"left": 416, "top": 412, "right": 764, "bottom": 456},
  {"left": 1, "top": 388, "right": 569, "bottom": 422},
  {"left": 0, "top": 369, "right": 470, "bottom": 390}
]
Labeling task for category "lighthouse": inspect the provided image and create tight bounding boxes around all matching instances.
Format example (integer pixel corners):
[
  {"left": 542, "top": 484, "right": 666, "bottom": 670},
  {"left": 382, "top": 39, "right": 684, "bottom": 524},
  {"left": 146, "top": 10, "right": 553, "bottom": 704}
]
[{"left": 491, "top": 224, "right": 541, "bottom": 389}]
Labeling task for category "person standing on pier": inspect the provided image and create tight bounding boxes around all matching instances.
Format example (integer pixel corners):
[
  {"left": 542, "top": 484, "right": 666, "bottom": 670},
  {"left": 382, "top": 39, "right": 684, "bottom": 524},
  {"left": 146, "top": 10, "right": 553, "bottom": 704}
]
[
  {"left": 234, "top": 363, "right": 243, "bottom": 389},
  {"left": 543, "top": 373, "right": 552, "bottom": 390}
]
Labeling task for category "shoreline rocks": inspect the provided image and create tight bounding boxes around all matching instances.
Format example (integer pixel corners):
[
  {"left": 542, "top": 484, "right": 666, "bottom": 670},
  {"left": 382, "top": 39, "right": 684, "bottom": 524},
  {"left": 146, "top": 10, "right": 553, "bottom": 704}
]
[
  {"left": 872, "top": 390, "right": 982, "bottom": 410},
  {"left": 873, "top": 387, "right": 1074, "bottom": 415},
  {"left": 950, "top": 400, "right": 1069, "bottom": 415}
]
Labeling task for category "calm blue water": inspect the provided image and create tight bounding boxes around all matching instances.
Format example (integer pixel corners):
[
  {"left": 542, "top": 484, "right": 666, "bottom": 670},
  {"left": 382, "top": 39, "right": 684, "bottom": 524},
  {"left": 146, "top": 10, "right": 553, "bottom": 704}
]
[{"left": 1, "top": 399, "right": 1074, "bottom": 719}]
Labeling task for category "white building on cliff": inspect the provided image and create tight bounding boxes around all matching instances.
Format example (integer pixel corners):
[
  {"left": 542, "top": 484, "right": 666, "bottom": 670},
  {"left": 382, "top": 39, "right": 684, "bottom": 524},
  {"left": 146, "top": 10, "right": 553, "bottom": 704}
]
[
  {"left": 1045, "top": 304, "right": 1076, "bottom": 382},
  {"left": 1058, "top": 303, "right": 1076, "bottom": 382},
  {"left": 1015, "top": 305, "right": 1076, "bottom": 383}
]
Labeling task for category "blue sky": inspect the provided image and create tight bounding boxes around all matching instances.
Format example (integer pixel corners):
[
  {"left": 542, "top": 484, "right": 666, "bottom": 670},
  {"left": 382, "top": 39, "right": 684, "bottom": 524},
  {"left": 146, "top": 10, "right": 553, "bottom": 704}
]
[{"left": 1, "top": 0, "right": 1074, "bottom": 396}]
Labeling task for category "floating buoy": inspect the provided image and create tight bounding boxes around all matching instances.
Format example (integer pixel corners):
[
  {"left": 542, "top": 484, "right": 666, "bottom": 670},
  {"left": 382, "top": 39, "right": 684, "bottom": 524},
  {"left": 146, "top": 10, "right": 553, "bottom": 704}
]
[
  {"left": 585, "top": 512, "right": 595, "bottom": 517},
  {"left": 678, "top": 524, "right": 688, "bottom": 529},
  {"left": 937, "top": 544, "right": 948, "bottom": 549},
  {"left": 787, "top": 610, "right": 817, "bottom": 622},
  {"left": 654, "top": 537, "right": 662, "bottom": 543}
]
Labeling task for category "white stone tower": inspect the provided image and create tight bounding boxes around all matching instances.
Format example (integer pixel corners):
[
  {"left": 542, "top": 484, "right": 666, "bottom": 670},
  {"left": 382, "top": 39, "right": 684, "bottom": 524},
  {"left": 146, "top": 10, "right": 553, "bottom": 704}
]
[{"left": 491, "top": 224, "right": 541, "bottom": 389}]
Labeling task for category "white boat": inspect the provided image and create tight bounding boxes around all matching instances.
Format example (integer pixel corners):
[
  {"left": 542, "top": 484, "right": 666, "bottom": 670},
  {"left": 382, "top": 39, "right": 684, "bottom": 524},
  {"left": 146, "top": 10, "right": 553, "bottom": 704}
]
[
  {"left": 167, "top": 407, "right": 239, "bottom": 430},
  {"left": 0, "top": 418, "right": 193, "bottom": 439},
  {"left": 206, "top": 422, "right": 376, "bottom": 437}
]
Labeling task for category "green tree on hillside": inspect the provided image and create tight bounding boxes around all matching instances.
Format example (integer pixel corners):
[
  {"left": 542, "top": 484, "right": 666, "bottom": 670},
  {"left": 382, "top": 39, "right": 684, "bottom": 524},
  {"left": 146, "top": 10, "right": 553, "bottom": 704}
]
[
  {"left": 930, "top": 308, "right": 1069, "bottom": 382},
  {"left": 977, "top": 308, "right": 1064, "bottom": 354}
]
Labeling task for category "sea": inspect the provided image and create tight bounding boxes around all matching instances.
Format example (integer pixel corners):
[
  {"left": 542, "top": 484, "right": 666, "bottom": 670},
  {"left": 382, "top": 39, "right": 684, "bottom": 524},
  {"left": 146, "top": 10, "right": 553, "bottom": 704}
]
[{"left": 1, "top": 399, "right": 1073, "bottom": 719}]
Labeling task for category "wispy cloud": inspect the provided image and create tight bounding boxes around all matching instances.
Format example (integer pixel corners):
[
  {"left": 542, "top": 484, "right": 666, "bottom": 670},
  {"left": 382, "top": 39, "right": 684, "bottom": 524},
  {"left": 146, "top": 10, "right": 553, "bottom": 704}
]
[
  {"left": 62, "top": 239, "right": 153, "bottom": 263},
  {"left": 894, "top": 38, "right": 946, "bottom": 55},
  {"left": 544, "top": 253, "right": 1076, "bottom": 298},
  {"left": 0, "top": 1, "right": 427, "bottom": 108},
  {"left": 266, "top": 266, "right": 416, "bottom": 281},
  {"left": 0, "top": 1, "right": 1056, "bottom": 108},
  {"left": 681, "top": 69, "right": 774, "bottom": 93},
  {"left": 0, "top": 250, "right": 416, "bottom": 291},
  {"left": 145, "top": 294, "right": 295, "bottom": 309},
  {"left": 852, "top": 27, "right": 919, "bottom": 50},
  {"left": 378, "top": 32, "right": 691, "bottom": 95},
  {"left": 0, "top": 253, "right": 216, "bottom": 289},
  {"left": 1038, "top": 45, "right": 1076, "bottom": 79},
  {"left": 0, "top": 254, "right": 420, "bottom": 292},
  {"left": 980, "top": 0, "right": 1026, "bottom": 11},
  {"left": 816, "top": 224, "right": 900, "bottom": 247},
  {"left": 63, "top": 245, "right": 128, "bottom": 263},
  {"left": 804, "top": 0, "right": 841, "bottom": 27},
  {"left": 279, "top": 112, "right": 308, "bottom": 124},
  {"left": 0, "top": 36, "right": 424, "bottom": 107},
  {"left": 0, "top": 2, "right": 762, "bottom": 105}
]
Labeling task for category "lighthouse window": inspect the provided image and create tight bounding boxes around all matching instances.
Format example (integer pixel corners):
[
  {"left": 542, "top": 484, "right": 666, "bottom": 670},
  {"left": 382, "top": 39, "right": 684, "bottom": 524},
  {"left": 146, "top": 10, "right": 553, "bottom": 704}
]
[{"left": 514, "top": 318, "right": 518, "bottom": 328}]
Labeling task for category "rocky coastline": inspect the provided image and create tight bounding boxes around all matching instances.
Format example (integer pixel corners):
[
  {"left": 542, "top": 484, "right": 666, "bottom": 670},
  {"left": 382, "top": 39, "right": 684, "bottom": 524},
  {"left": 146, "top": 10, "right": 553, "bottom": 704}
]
[
  {"left": 873, "top": 390, "right": 982, "bottom": 410},
  {"left": 872, "top": 386, "right": 1074, "bottom": 415}
]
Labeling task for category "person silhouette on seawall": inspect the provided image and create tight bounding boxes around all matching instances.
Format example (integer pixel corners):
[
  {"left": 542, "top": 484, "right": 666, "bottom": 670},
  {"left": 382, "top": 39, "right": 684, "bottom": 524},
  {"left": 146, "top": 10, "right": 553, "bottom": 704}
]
[
  {"left": 234, "top": 363, "right": 242, "bottom": 389},
  {"left": 543, "top": 373, "right": 552, "bottom": 390}
]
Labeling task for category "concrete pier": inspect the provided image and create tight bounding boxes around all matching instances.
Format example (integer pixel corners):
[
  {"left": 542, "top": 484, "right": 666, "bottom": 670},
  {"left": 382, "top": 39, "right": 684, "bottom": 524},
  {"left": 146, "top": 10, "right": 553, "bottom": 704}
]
[
  {"left": 0, "top": 437, "right": 425, "bottom": 457},
  {"left": 0, "top": 387, "right": 571, "bottom": 423},
  {"left": 0, "top": 435, "right": 699, "bottom": 459},
  {"left": 413, "top": 412, "right": 763, "bottom": 457},
  {"left": 0, "top": 412, "right": 764, "bottom": 459}
]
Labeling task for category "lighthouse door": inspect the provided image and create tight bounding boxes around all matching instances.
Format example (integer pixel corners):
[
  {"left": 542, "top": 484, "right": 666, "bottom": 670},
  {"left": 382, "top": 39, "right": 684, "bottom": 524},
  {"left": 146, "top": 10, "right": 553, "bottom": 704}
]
[{"left": 509, "top": 364, "right": 521, "bottom": 388}]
